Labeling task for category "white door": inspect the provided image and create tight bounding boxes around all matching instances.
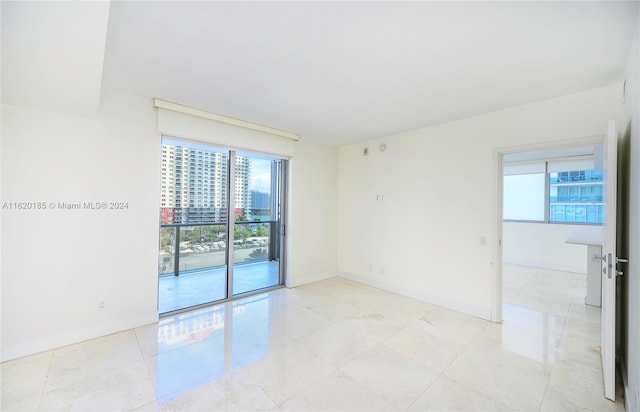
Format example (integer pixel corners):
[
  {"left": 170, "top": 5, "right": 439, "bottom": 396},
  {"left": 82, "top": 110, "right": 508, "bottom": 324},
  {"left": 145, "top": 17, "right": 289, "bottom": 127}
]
[{"left": 601, "top": 120, "right": 618, "bottom": 401}]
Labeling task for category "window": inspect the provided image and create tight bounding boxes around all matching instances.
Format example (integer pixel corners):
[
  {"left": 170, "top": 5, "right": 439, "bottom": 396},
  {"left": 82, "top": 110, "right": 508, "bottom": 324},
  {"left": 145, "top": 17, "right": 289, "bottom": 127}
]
[
  {"left": 549, "top": 170, "right": 603, "bottom": 223},
  {"left": 503, "top": 157, "right": 603, "bottom": 225},
  {"left": 503, "top": 161, "right": 546, "bottom": 222},
  {"left": 503, "top": 173, "right": 546, "bottom": 221}
]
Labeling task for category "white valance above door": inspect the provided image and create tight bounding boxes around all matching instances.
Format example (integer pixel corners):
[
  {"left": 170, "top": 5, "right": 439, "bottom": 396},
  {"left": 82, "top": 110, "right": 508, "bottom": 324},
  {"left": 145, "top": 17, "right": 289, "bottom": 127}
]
[{"left": 154, "top": 98, "right": 299, "bottom": 158}]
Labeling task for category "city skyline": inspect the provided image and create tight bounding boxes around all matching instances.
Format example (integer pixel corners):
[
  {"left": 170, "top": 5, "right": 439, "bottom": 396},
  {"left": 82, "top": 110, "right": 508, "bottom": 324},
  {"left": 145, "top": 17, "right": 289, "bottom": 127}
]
[{"left": 160, "top": 141, "right": 273, "bottom": 224}]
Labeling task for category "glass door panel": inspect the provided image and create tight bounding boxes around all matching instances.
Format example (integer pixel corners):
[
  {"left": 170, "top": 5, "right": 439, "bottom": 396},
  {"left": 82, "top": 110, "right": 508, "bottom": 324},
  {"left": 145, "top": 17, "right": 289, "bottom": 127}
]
[
  {"left": 232, "top": 153, "right": 282, "bottom": 296},
  {"left": 158, "top": 139, "right": 229, "bottom": 314}
]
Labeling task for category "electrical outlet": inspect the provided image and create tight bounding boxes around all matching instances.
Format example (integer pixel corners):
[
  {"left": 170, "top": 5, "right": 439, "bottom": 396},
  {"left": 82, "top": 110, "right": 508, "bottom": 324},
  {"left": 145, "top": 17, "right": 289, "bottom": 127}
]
[
  {"left": 97, "top": 300, "right": 106, "bottom": 311},
  {"left": 380, "top": 266, "right": 385, "bottom": 275}
]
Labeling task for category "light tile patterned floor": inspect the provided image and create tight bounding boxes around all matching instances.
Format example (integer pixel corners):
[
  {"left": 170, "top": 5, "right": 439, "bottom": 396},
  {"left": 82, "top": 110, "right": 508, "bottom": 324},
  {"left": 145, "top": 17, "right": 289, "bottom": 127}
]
[{"left": 1, "top": 264, "right": 626, "bottom": 411}]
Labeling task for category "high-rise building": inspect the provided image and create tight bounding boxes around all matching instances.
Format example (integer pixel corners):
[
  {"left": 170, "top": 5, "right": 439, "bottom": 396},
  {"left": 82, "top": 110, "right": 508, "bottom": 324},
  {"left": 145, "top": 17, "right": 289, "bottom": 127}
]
[
  {"left": 160, "top": 143, "right": 251, "bottom": 224},
  {"left": 250, "top": 190, "right": 270, "bottom": 210},
  {"left": 250, "top": 190, "right": 270, "bottom": 220},
  {"left": 234, "top": 155, "right": 251, "bottom": 220},
  {"left": 549, "top": 169, "right": 604, "bottom": 223}
]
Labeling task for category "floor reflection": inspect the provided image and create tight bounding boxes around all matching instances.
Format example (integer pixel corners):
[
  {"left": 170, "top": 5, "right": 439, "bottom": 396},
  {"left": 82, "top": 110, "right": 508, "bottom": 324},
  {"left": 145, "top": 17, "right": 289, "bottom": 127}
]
[
  {"left": 499, "top": 303, "right": 565, "bottom": 365},
  {"left": 156, "top": 295, "right": 271, "bottom": 403}
]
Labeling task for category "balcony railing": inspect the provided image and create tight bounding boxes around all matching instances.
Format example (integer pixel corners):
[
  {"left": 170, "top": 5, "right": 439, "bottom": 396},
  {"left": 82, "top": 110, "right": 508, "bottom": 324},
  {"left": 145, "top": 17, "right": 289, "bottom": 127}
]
[{"left": 159, "top": 221, "right": 277, "bottom": 277}]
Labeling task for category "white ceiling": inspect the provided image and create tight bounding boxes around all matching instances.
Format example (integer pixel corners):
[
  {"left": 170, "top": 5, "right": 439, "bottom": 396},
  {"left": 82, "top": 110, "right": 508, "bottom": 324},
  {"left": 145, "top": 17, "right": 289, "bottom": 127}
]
[
  {"left": 2, "top": 1, "right": 639, "bottom": 145},
  {"left": 2, "top": 1, "right": 110, "bottom": 118}
]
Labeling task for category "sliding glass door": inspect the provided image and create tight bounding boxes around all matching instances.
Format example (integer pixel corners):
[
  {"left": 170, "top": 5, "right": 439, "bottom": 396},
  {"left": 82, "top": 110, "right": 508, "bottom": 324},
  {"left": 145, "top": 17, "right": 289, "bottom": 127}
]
[
  {"left": 231, "top": 153, "right": 284, "bottom": 295},
  {"left": 158, "top": 138, "right": 286, "bottom": 314}
]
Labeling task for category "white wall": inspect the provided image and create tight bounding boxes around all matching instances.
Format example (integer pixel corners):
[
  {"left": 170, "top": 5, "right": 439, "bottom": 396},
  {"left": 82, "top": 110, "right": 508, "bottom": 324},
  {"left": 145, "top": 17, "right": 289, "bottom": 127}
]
[
  {"left": 1, "top": 90, "right": 160, "bottom": 361},
  {"left": 622, "top": 8, "right": 640, "bottom": 411},
  {"left": 503, "top": 222, "right": 601, "bottom": 274},
  {"left": 0, "top": 90, "right": 341, "bottom": 361},
  {"left": 288, "top": 139, "right": 339, "bottom": 287},
  {"left": 338, "top": 84, "right": 624, "bottom": 321}
]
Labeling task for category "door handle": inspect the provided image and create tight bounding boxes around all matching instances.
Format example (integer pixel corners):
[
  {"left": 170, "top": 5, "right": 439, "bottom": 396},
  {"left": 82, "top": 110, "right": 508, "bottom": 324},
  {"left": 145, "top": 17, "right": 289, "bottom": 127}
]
[
  {"left": 592, "top": 254, "right": 606, "bottom": 262},
  {"left": 615, "top": 258, "right": 629, "bottom": 277}
]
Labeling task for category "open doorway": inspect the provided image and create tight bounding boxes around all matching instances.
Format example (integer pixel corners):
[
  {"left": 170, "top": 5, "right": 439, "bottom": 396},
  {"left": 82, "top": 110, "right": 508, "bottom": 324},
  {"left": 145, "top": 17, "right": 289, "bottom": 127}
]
[
  {"left": 496, "top": 123, "right": 630, "bottom": 405},
  {"left": 495, "top": 138, "right": 607, "bottom": 367}
]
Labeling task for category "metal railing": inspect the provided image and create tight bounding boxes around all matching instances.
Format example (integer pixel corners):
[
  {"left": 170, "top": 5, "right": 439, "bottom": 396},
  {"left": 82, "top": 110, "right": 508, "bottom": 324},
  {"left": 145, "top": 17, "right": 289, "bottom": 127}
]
[{"left": 159, "top": 221, "right": 277, "bottom": 276}]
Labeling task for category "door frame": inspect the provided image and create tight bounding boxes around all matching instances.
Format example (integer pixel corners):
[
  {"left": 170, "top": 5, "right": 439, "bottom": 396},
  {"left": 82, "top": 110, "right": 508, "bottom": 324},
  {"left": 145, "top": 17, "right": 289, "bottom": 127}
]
[{"left": 492, "top": 135, "right": 605, "bottom": 323}]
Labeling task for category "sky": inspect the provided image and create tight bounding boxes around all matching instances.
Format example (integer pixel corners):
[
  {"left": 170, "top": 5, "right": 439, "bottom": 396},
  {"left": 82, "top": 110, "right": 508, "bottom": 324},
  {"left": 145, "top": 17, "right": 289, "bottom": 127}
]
[{"left": 249, "top": 159, "right": 272, "bottom": 194}]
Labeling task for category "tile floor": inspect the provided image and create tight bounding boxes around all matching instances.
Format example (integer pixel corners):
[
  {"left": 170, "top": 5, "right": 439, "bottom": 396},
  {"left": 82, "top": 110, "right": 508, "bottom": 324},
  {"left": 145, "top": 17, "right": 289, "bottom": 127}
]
[{"left": 1, "top": 264, "right": 626, "bottom": 411}]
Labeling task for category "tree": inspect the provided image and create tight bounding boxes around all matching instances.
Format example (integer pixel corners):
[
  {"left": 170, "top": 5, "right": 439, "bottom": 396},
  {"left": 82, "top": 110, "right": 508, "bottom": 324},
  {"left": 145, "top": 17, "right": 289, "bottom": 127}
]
[
  {"left": 182, "top": 229, "right": 200, "bottom": 244},
  {"left": 160, "top": 228, "right": 175, "bottom": 253},
  {"left": 234, "top": 226, "right": 252, "bottom": 240}
]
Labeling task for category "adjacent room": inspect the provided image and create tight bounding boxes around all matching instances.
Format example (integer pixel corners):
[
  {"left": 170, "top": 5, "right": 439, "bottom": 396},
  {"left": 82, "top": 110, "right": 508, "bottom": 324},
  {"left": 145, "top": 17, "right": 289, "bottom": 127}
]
[{"left": 2, "top": 1, "right": 640, "bottom": 411}]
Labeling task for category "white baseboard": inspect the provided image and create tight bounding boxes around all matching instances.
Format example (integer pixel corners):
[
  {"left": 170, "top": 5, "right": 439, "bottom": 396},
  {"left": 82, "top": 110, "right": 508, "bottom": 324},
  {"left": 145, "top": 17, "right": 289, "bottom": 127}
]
[
  {"left": 286, "top": 270, "right": 338, "bottom": 288},
  {"left": 1, "top": 311, "right": 159, "bottom": 362},
  {"left": 338, "top": 271, "right": 493, "bottom": 321},
  {"left": 503, "top": 258, "right": 586, "bottom": 274}
]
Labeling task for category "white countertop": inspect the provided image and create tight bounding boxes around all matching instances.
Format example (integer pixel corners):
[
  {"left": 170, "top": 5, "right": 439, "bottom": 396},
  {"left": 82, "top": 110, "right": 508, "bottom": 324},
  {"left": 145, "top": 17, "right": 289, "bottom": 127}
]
[{"left": 565, "top": 231, "right": 603, "bottom": 246}]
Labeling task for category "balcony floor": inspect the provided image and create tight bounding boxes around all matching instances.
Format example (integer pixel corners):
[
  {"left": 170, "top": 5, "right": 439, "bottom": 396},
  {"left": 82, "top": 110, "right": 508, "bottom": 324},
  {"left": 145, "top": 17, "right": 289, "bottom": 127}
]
[{"left": 158, "top": 260, "right": 280, "bottom": 314}]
